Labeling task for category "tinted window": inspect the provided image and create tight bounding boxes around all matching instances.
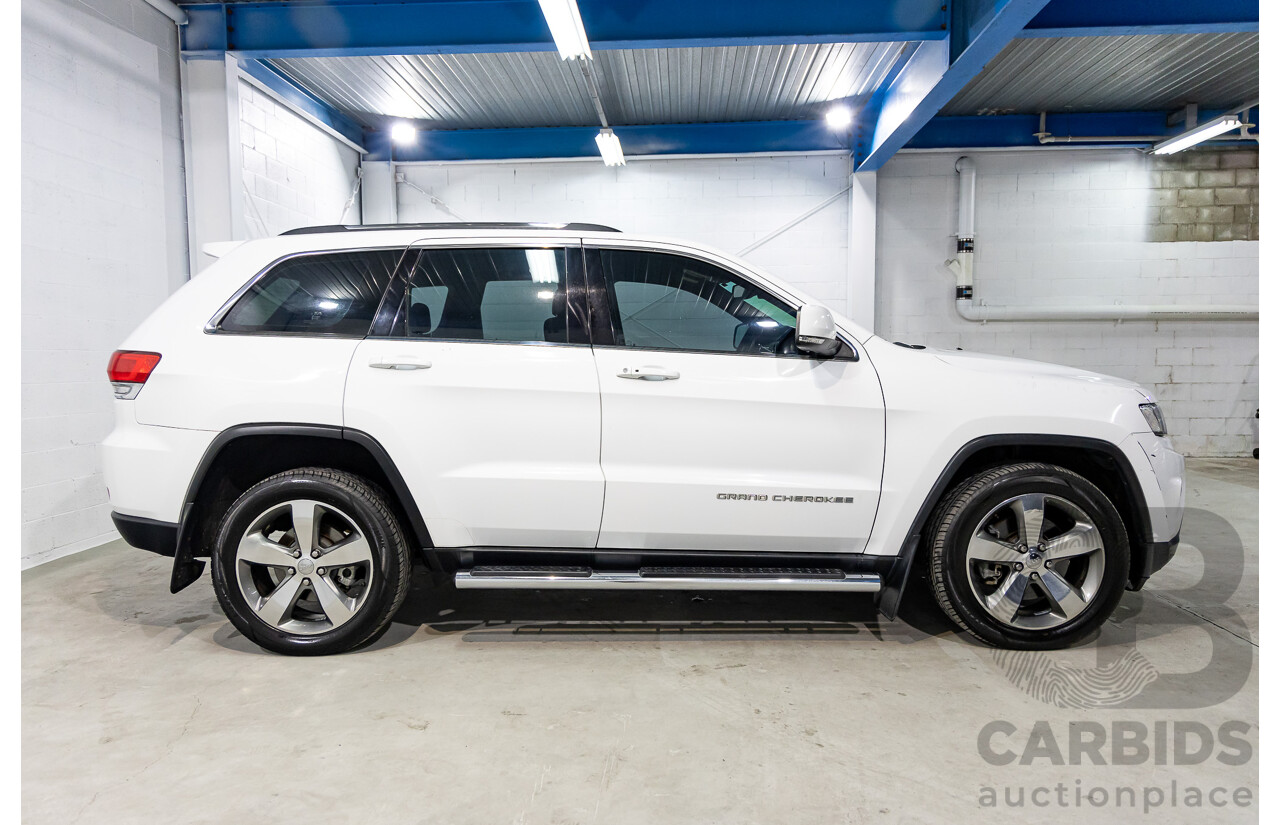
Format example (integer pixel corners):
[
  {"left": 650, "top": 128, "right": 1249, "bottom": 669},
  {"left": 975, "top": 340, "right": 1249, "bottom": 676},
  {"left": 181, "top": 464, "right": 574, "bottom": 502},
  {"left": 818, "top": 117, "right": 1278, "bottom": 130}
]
[
  {"left": 402, "top": 248, "right": 570, "bottom": 344},
  {"left": 220, "top": 250, "right": 399, "bottom": 336},
  {"left": 598, "top": 249, "right": 798, "bottom": 355}
]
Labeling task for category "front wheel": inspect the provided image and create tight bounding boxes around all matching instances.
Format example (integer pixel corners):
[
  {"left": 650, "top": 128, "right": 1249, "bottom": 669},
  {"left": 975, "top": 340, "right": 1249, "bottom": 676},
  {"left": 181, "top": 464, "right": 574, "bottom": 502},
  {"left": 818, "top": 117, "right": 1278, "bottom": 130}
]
[
  {"left": 927, "top": 462, "right": 1129, "bottom": 649},
  {"left": 211, "top": 468, "right": 411, "bottom": 655}
]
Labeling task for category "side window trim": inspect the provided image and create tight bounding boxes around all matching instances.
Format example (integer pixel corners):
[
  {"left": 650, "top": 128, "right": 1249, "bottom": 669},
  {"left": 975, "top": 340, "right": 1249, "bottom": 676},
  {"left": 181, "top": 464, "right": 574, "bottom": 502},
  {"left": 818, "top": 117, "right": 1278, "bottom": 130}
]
[
  {"left": 583, "top": 246, "right": 619, "bottom": 348},
  {"left": 368, "top": 246, "right": 422, "bottom": 338}
]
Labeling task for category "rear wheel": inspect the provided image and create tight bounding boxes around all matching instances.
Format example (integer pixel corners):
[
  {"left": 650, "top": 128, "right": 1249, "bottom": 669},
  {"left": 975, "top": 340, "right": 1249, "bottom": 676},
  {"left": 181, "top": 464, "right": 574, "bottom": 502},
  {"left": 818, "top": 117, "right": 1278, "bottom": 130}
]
[
  {"left": 211, "top": 468, "right": 411, "bottom": 655},
  {"left": 927, "top": 462, "right": 1129, "bottom": 649}
]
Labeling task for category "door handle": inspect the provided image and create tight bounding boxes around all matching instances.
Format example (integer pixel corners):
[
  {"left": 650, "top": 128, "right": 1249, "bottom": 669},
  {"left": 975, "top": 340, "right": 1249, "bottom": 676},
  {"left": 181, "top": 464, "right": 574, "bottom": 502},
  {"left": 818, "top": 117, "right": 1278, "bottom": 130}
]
[
  {"left": 617, "top": 366, "right": 680, "bottom": 381},
  {"left": 369, "top": 356, "right": 432, "bottom": 371}
]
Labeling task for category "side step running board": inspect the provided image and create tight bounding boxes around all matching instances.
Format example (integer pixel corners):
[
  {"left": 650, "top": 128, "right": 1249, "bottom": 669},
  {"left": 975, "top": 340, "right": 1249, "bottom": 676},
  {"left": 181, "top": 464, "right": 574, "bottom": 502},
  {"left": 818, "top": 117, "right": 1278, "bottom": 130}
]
[{"left": 455, "top": 565, "right": 880, "bottom": 593}]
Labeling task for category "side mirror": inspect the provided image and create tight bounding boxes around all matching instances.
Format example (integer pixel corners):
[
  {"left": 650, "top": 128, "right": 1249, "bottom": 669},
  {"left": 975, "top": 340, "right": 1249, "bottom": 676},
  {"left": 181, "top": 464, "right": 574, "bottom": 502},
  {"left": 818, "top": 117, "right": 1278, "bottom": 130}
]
[{"left": 795, "top": 304, "right": 841, "bottom": 357}]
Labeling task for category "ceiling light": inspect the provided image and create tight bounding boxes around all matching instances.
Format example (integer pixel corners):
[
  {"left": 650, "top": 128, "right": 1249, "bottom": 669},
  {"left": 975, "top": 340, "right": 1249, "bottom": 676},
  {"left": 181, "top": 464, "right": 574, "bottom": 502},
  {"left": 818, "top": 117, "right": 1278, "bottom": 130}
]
[
  {"left": 825, "top": 105, "right": 853, "bottom": 130},
  {"left": 538, "top": 0, "right": 592, "bottom": 60},
  {"left": 595, "top": 129, "right": 625, "bottom": 166},
  {"left": 390, "top": 121, "right": 418, "bottom": 145},
  {"left": 1153, "top": 114, "right": 1242, "bottom": 155}
]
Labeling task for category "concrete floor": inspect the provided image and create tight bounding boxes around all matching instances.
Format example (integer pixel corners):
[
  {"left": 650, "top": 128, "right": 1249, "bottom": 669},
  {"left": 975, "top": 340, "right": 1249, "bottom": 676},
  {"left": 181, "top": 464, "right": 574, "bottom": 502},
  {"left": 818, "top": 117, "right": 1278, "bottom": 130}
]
[{"left": 23, "top": 459, "right": 1257, "bottom": 824}]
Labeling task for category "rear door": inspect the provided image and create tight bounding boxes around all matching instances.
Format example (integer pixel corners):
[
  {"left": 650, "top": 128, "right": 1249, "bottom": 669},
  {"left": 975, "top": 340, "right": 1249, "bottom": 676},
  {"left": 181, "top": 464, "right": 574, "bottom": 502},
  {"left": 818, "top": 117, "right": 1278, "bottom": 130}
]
[
  {"left": 344, "top": 240, "right": 605, "bottom": 549},
  {"left": 585, "top": 244, "right": 885, "bottom": 553}
]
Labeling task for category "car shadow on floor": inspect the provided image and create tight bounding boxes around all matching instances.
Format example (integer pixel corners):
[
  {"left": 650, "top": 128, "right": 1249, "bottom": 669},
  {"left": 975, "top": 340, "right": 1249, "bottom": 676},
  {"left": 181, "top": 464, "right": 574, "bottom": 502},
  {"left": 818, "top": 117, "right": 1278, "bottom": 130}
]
[{"left": 378, "top": 566, "right": 963, "bottom": 647}]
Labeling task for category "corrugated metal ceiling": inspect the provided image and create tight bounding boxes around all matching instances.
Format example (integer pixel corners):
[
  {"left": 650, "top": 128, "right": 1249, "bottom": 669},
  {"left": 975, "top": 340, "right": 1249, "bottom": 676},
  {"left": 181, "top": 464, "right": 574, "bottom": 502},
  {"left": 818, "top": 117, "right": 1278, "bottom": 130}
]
[
  {"left": 942, "top": 32, "right": 1258, "bottom": 116},
  {"left": 266, "top": 42, "right": 915, "bottom": 129}
]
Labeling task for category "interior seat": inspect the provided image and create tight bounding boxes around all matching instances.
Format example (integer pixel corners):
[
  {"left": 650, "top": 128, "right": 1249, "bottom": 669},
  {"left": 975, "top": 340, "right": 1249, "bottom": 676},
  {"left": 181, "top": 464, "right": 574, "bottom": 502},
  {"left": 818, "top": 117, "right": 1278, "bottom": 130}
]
[
  {"left": 543, "top": 289, "right": 567, "bottom": 342},
  {"left": 407, "top": 302, "right": 433, "bottom": 336}
]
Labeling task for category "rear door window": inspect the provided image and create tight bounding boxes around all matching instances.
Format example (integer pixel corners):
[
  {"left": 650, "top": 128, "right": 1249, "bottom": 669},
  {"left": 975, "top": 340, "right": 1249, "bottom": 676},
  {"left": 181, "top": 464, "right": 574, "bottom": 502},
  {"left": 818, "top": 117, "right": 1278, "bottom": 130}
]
[
  {"left": 219, "top": 250, "right": 400, "bottom": 336},
  {"left": 396, "top": 247, "right": 581, "bottom": 344}
]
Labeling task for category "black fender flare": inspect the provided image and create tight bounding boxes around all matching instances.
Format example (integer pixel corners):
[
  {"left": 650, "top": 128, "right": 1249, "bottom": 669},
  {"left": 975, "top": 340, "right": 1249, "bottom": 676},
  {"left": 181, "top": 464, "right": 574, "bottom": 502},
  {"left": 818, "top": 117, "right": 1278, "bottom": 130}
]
[
  {"left": 876, "top": 433, "right": 1154, "bottom": 619},
  {"left": 170, "top": 423, "right": 432, "bottom": 593}
]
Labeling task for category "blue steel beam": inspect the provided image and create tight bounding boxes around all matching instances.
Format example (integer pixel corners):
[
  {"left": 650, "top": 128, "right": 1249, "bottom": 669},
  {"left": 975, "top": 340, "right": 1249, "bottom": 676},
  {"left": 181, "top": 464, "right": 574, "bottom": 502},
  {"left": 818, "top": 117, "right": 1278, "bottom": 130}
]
[
  {"left": 907, "top": 109, "right": 1259, "bottom": 149},
  {"left": 1021, "top": 0, "right": 1259, "bottom": 38},
  {"left": 363, "top": 120, "right": 847, "bottom": 162},
  {"left": 857, "top": 0, "right": 1051, "bottom": 171},
  {"left": 180, "top": 0, "right": 948, "bottom": 58},
  {"left": 238, "top": 59, "right": 366, "bottom": 149}
]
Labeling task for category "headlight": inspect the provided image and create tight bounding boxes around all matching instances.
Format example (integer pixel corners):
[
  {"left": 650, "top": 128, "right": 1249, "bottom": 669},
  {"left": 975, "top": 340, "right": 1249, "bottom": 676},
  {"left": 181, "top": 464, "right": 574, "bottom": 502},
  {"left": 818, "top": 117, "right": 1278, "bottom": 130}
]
[{"left": 1140, "top": 403, "right": 1167, "bottom": 437}]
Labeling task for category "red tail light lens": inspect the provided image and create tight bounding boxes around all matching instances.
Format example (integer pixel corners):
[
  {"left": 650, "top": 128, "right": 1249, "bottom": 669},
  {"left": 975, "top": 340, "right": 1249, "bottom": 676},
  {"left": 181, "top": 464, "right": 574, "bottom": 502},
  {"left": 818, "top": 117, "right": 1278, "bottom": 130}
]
[{"left": 108, "top": 351, "right": 161, "bottom": 384}]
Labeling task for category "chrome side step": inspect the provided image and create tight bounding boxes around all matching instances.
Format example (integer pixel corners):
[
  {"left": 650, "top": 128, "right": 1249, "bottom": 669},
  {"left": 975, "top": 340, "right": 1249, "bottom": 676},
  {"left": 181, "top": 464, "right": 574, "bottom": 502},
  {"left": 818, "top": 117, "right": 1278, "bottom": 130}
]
[{"left": 455, "top": 566, "right": 881, "bottom": 593}]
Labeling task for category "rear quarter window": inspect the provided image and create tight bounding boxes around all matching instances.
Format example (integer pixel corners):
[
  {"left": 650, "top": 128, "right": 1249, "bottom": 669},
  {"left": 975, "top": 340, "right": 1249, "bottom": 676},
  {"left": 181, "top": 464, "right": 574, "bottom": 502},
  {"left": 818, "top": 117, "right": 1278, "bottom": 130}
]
[{"left": 218, "top": 250, "right": 400, "bottom": 336}]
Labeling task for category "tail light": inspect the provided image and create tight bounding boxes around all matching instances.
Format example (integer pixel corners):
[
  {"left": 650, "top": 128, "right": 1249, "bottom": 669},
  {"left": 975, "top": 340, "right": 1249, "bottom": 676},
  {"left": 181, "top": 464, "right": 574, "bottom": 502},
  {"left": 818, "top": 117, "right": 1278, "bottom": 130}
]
[{"left": 108, "top": 351, "right": 161, "bottom": 399}]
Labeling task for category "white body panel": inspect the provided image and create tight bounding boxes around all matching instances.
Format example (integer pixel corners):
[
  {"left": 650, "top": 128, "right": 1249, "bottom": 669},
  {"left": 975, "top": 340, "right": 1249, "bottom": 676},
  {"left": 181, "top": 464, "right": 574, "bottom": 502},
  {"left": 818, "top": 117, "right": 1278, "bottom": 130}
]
[
  {"left": 134, "top": 335, "right": 358, "bottom": 431},
  {"left": 859, "top": 339, "right": 1182, "bottom": 556},
  {"left": 101, "top": 404, "right": 216, "bottom": 523},
  {"left": 590, "top": 347, "right": 883, "bottom": 552},
  {"left": 345, "top": 339, "right": 604, "bottom": 548}
]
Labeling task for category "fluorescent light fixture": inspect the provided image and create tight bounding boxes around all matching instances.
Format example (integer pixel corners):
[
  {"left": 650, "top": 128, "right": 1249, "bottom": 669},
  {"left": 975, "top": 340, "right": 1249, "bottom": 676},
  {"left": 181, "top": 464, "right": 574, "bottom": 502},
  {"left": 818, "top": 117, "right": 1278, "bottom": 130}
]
[
  {"left": 538, "top": 0, "right": 592, "bottom": 60},
  {"left": 390, "top": 121, "right": 418, "bottom": 145},
  {"left": 825, "top": 105, "right": 853, "bottom": 130},
  {"left": 595, "top": 128, "right": 625, "bottom": 166},
  {"left": 526, "top": 249, "right": 561, "bottom": 283},
  {"left": 1153, "top": 114, "right": 1242, "bottom": 155}
]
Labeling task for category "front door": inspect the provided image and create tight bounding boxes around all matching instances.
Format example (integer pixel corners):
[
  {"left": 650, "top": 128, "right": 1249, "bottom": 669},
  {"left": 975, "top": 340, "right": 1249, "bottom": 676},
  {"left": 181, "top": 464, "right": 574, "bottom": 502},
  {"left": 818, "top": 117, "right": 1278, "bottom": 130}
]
[
  {"left": 345, "top": 241, "right": 604, "bottom": 549},
  {"left": 586, "top": 245, "right": 885, "bottom": 553}
]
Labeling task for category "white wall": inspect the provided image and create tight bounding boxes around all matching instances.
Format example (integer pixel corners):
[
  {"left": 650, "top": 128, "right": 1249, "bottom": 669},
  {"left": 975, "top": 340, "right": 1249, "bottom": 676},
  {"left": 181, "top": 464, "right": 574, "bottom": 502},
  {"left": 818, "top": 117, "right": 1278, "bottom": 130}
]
[
  {"left": 876, "top": 149, "right": 1259, "bottom": 457},
  {"left": 397, "top": 154, "right": 854, "bottom": 311},
  {"left": 239, "top": 81, "right": 361, "bottom": 237},
  {"left": 22, "top": 0, "right": 188, "bottom": 566}
]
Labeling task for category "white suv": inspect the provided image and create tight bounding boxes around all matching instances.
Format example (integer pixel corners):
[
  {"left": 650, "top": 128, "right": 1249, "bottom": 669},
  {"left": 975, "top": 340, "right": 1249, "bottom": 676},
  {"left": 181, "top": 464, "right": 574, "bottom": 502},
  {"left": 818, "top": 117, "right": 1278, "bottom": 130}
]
[{"left": 103, "top": 223, "right": 1185, "bottom": 655}]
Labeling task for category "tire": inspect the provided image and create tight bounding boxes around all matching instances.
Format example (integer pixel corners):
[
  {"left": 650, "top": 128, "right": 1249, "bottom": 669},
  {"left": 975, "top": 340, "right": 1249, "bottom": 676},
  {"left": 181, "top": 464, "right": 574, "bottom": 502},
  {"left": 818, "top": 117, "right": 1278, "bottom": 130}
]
[
  {"left": 210, "top": 468, "right": 411, "bottom": 655},
  {"left": 927, "top": 462, "right": 1129, "bottom": 649}
]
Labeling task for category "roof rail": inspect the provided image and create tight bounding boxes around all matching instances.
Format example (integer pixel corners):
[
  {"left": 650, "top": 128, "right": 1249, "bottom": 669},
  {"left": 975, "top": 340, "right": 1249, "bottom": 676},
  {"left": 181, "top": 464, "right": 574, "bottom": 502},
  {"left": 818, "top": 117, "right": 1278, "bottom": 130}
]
[{"left": 280, "top": 222, "right": 621, "bottom": 236}]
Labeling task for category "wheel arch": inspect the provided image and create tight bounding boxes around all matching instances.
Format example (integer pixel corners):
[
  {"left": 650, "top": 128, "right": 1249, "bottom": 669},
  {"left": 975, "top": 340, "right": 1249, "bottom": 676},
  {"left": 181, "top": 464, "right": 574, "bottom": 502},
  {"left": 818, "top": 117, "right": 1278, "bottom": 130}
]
[
  {"left": 170, "top": 424, "right": 434, "bottom": 593},
  {"left": 878, "top": 434, "right": 1153, "bottom": 619}
]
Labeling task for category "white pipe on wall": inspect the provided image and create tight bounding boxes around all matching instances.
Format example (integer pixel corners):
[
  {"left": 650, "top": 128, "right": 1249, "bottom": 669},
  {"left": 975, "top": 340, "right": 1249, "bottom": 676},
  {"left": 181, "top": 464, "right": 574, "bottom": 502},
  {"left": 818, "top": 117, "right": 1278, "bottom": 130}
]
[
  {"left": 955, "top": 301, "right": 1258, "bottom": 322},
  {"left": 946, "top": 157, "right": 976, "bottom": 300},
  {"left": 948, "top": 156, "right": 1258, "bottom": 322},
  {"left": 141, "top": 0, "right": 189, "bottom": 25},
  {"left": 955, "top": 157, "right": 976, "bottom": 238}
]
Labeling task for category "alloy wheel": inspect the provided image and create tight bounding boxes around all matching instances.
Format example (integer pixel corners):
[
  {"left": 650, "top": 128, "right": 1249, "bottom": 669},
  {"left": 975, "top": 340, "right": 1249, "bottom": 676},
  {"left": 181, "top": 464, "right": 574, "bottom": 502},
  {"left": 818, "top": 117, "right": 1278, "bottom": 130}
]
[
  {"left": 233, "top": 499, "right": 375, "bottom": 635},
  {"left": 964, "top": 493, "right": 1106, "bottom": 630}
]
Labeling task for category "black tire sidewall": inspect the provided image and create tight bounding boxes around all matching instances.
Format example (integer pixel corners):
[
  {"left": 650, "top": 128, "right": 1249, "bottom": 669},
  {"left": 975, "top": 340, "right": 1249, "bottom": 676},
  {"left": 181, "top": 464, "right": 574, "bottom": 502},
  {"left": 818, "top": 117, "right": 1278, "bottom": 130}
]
[
  {"left": 211, "top": 472, "right": 405, "bottom": 655},
  {"left": 937, "top": 468, "right": 1130, "bottom": 649}
]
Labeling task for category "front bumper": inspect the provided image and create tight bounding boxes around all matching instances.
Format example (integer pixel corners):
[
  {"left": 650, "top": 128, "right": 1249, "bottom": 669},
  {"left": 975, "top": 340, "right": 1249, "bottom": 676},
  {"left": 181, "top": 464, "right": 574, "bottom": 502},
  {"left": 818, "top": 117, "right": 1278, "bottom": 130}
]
[
  {"left": 1128, "top": 531, "right": 1179, "bottom": 591},
  {"left": 1127, "top": 432, "right": 1187, "bottom": 542},
  {"left": 1124, "top": 432, "right": 1185, "bottom": 590}
]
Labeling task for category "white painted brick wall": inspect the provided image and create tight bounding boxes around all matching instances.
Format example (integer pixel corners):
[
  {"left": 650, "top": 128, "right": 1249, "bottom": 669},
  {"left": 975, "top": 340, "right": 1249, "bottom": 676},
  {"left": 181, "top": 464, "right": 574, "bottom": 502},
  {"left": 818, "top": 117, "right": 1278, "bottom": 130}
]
[
  {"left": 397, "top": 154, "right": 853, "bottom": 310},
  {"left": 22, "top": 0, "right": 189, "bottom": 566},
  {"left": 877, "top": 149, "right": 1258, "bottom": 457},
  {"left": 239, "top": 82, "right": 360, "bottom": 237}
]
